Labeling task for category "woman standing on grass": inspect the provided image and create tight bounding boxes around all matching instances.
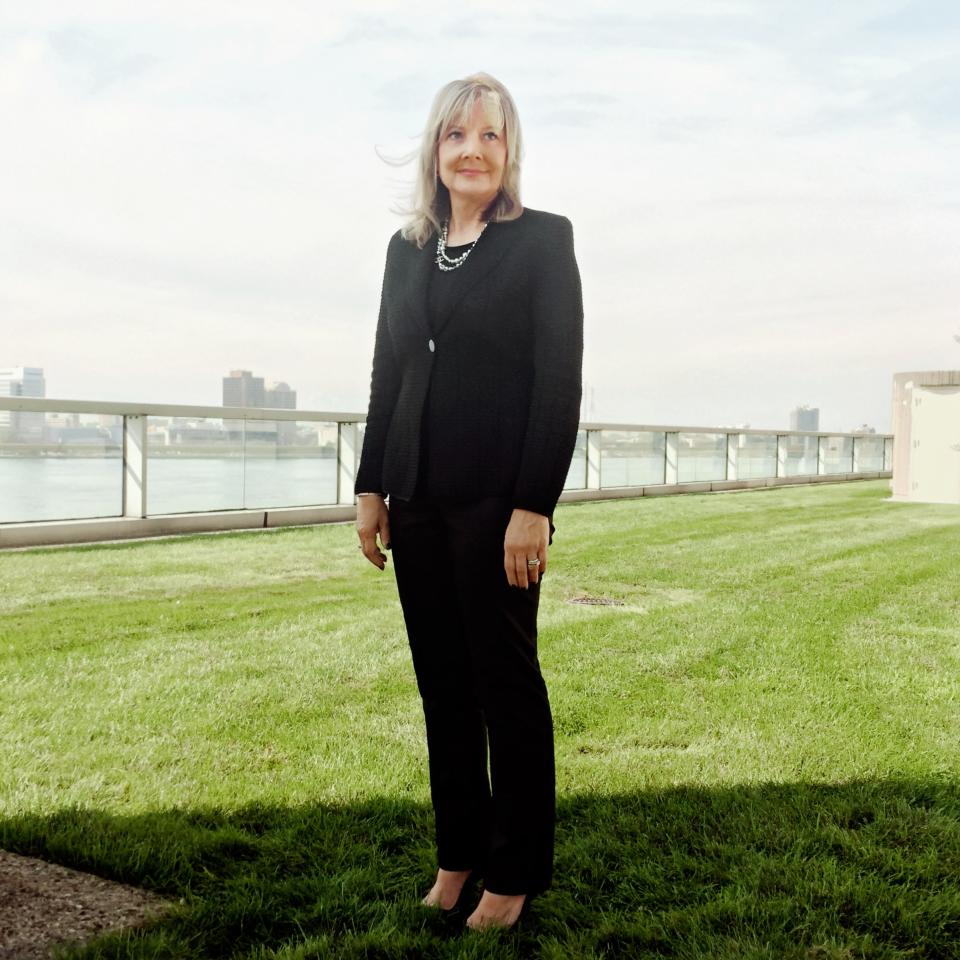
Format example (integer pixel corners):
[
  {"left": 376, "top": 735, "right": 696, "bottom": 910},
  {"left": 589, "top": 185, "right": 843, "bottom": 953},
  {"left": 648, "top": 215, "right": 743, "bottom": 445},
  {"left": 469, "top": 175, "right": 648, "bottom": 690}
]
[{"left": 355, "top": 72, "right": 583, "bottom": 931}]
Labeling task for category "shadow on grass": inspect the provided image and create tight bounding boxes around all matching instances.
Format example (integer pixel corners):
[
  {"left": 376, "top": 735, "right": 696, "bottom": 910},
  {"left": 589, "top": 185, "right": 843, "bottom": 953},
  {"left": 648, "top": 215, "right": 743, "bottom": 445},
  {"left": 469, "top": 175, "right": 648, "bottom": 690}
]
[{"left": 2, "top": 779, "right": 959, "bottom": 960}]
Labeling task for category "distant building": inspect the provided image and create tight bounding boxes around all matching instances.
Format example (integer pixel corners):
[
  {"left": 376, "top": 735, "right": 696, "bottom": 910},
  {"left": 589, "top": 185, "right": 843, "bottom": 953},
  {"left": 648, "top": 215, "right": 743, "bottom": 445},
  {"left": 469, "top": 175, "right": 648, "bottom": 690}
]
[
  {"left": 852, "top": 424, "right": 876, "bottom": 434},
  {"left": 221, "top": 371, "right": 298, "bottom": 444},
  {"left": 223, "top": 370, "right": 266, "bottom": 408},
  {"left": 266, "top": 381, "right": 297, "bottom": 444},
  {"left": 265, "top": 381, "right": 296, "bottom": 409},
  {"left": 789, "top": 405, "right": 819, "bottom": 432},
  {"left": 0, "top": 366, "right": 46, "bottom": 441}
]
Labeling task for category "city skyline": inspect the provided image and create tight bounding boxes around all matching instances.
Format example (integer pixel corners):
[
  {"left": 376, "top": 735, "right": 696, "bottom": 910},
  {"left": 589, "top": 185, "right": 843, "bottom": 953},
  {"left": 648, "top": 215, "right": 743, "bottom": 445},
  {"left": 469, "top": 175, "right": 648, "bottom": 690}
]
[
  {"left": 4, "top": 2, "right": 960, "bottom": 433},
  {"left": 3, "top": 361, "right": 880, "bottom": 434}
]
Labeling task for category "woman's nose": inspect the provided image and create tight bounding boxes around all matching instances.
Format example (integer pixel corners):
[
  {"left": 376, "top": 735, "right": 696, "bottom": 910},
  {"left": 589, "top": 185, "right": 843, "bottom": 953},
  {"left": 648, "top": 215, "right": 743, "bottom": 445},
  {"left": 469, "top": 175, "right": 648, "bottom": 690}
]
[{"left": 460, "top": 134, "right": 482, "bottom": 155}]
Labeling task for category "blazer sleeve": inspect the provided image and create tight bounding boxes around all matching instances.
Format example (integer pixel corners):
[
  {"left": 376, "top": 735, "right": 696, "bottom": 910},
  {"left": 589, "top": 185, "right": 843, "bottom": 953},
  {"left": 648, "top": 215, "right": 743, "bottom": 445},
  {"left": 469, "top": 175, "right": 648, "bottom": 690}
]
[
  {"left": 354, "top": 234, "right": 401, "bottom": 497},
  {"left": 511, "top": 216, "right": 584, "bottom": 518}
]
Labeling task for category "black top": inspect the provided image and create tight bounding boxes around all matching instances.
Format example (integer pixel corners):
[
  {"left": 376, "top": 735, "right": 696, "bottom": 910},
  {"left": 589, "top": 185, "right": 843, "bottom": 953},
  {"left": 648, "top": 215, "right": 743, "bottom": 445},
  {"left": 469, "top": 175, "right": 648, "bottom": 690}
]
[
  {"left": 427, "top": 241, "right": 473, "bottom": 330},
  {"left": 417, "top": 241, "right": 473, "bottom": 497},
  {"left": 356, "top": 208, "right": 583, "bottom": 519}
]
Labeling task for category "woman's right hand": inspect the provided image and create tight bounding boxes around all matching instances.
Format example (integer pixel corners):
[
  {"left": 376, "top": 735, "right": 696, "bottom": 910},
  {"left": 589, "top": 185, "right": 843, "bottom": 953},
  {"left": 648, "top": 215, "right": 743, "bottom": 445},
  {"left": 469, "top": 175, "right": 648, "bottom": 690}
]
[{"left": 357, "top": 495, "right": 391, "bottom": 570}]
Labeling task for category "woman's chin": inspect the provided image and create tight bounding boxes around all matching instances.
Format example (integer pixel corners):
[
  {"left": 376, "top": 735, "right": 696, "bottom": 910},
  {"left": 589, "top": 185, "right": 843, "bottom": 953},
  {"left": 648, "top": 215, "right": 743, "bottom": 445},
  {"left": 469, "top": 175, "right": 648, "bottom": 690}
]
[{"left": 450, "top": 183, "right": 498, "bottom": 204}]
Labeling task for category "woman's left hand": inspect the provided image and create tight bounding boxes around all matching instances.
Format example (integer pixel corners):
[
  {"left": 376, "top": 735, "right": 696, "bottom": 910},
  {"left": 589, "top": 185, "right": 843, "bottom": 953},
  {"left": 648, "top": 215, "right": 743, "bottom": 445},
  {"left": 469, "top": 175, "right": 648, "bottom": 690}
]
[{"left": 503, "top": 508, "right": 549, "bottom": 588}]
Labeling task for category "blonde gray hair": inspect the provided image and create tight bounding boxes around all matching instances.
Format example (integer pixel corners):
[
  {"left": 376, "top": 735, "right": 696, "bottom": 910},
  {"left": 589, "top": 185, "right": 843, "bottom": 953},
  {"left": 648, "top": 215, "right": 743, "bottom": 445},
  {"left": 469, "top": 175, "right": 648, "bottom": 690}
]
[{"left": 385, "top": 73, "right": 524, "bottom": 249}]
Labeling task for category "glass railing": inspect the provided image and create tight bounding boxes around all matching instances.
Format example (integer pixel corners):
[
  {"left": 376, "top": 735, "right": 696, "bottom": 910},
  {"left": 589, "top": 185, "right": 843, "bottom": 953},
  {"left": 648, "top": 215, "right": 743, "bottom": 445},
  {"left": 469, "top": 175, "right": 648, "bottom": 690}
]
[
  {"left": 854, "top": 436, "right": 886, "bottom": 472},
  {"left": 732, "top": 434, "right": 778, "bottom": 480},
  {"left": 0, "top": 399, "right": 893, "bottom": 525},
  {"left": 593, "top": 430, "right": 667, "bottom": 487},
  {"left": 0, "top": 410, "right": 124, "bottom": 523},
  {"left": 678, "top": 432, "right": 727, "bottom": 483},
  {"left": 564, "top": 425, "right": 892, "bottom": 494},
  {"left": 821, "top": 435, "right": 854, "bottom": 475},
  {"left": 780, "top": 434, "right": 819, "bottom": 477},
  {"left": 144, "top": 417, "right": 341, "bottom": 515}
]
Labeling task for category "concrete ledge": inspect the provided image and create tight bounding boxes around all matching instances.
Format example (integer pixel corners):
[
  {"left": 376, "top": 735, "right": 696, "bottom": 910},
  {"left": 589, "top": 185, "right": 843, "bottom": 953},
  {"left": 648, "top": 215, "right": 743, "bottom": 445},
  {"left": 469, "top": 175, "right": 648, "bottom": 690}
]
[
  {"left": 0, "top": 505, "right": 353, "bottom": 550},
  {"left": 264, "top": 505, "right": 355, "bottom": 527},
  {"left": 555, "top": 472, "right": 892, "bottom": 507},
  {"left": 710, "top": 478, "right": 768, "bottom": 491},
  {"left": 560, "top": 486, "right": 647, "bottom": 502},
  {"left": 643, "top": 482, "right": 714, "bottom": 497}
]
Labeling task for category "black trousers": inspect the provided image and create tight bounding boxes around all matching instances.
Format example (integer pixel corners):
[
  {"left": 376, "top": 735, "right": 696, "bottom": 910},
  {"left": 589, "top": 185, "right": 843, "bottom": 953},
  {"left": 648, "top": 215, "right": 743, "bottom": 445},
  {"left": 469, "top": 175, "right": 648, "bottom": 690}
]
[{"left": 388, "top": 493, "right": 555, "bottom": 896}]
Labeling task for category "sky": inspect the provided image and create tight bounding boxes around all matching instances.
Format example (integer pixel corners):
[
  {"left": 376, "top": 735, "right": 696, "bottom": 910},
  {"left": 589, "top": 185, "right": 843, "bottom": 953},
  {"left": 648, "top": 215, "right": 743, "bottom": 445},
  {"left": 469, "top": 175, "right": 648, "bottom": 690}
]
[{"left": 2, "top": 0, "right": 959, "bottom": 433}]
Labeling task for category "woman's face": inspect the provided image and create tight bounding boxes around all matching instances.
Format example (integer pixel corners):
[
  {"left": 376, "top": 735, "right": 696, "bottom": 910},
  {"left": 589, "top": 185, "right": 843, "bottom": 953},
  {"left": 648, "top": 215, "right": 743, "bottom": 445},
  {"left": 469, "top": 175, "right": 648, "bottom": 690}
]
[{"left": 437, "top": 98, "right": 507, "bottom": 209}]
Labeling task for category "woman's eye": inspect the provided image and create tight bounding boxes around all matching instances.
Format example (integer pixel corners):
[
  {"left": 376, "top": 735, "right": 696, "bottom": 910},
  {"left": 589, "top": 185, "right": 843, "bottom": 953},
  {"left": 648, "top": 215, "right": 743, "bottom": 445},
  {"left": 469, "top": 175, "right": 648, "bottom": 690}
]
[
  {"left": 484, "top": 131, "right": 499, "bottom": 140},
  {"left": 447, "top": 130, "right": 462, "bottom": 139}
]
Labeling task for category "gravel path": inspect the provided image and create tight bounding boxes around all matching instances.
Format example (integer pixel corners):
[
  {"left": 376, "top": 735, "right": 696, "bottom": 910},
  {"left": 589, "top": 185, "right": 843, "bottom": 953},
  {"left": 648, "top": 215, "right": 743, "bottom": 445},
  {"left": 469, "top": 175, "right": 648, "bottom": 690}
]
[{"left": 0, "top": 850, "right": 170, "bottom": 959}]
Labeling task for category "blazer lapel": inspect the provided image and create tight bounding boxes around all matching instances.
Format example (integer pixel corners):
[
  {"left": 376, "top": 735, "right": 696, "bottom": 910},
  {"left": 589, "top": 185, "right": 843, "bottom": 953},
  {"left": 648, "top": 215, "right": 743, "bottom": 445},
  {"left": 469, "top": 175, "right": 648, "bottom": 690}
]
[
  {"left": 433, "top": 224, "right": 512, "bottom": 337},
  {"left": 403, "top": 223, "right": 513, "bottom": 338},
  {"left": 405, "top": 237, "right": 434, "bottom": 336}
]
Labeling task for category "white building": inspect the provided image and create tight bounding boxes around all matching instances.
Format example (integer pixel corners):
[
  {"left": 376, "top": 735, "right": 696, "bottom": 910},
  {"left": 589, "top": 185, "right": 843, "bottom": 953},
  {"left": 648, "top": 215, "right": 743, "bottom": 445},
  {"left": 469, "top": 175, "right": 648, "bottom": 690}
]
[{"left": 891, "top": 371, "right": 960, "bottom": 505}]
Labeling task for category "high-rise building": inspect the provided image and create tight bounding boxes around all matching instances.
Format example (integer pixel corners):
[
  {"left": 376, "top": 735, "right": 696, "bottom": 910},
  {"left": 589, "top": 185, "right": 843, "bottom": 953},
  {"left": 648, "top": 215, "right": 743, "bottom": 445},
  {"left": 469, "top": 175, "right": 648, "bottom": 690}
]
[
  {"left": 789, "top": 405, "right": 820, "bottom": 432},
  {"left": 265, "top": 381, "right": 298, "bottom": 444},
  {"left": 223, "top": 369, "right": 266, "bottom": 408},
  {"left": 265, "top": 381, "right": 296, "bottom": 409},
  {"left": 0, "top": 366, "right": 46, "bottom": 441},
  {"left": 221, "top": 371, "right": 300, "bottom": 444}
]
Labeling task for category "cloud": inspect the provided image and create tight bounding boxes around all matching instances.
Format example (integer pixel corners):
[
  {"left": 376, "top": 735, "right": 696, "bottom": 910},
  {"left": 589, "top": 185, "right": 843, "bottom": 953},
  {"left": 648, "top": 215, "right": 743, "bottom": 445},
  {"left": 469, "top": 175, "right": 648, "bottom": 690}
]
[
  {"left": 537, "top": 108, "right": 605, "bottom": 128},
  {"left": 863, "top": 0, "right": 960, "bottom": 36},
  {"left": 45, "top": 25, "right": 157, "bottom": 92}
]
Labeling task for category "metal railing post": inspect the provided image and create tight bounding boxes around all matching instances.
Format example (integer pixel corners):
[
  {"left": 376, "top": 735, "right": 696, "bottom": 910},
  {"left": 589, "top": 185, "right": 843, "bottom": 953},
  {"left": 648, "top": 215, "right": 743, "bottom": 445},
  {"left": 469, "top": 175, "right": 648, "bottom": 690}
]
[
  {"left": 338, "top": 421, "right": 361, "bottom": 504},
  {"left": 586, "top": 428, "right": 602, "bottom": 490},
  {"left": 122, "top": 414, "right": 148, "bottom": 518},
  {"left": 240, "top": 419, "right": 247, "bottom": 508},
  {"left": 665, "top": 432, "right": 679, "bottom": 484},
  {"left": 726, "top": 433, "right": 737, "bottom": 481}
]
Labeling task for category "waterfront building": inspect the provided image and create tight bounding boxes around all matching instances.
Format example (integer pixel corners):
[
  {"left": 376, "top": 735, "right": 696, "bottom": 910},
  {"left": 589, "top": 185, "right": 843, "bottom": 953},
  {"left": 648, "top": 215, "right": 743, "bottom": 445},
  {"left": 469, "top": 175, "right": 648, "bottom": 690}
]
[
  {"left": 789, "top": 405, "right": 820, "bottom": 432},
  {"left": 266, "top": 381, "right": 297, "bottom": 444},
  {"left": 222, "top": 372, "right": 298, "bottom": 444},
  {"left": 266, "top": 381, "right": 296, "bottom": 409},
  {"left": 223, "top": 370, "right": 266, "bottom": 408},
  {"left": 0, "top": 367, "right": 46, "bottom": 442}
]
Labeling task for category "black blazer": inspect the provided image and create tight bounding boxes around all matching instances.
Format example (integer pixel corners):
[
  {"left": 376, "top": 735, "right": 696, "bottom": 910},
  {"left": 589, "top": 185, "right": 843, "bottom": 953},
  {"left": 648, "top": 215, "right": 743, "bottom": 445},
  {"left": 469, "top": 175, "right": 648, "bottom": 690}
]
[{"left": 355, "top": 207, "right": 583, "bottom": 519}]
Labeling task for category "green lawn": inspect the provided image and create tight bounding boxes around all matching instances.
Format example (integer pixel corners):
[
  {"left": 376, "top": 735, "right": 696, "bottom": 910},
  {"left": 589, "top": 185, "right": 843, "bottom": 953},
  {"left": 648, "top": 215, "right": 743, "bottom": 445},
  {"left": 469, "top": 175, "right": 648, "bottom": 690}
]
[{"left": 1, "top": 479, "right": 958, "bottom": 959}]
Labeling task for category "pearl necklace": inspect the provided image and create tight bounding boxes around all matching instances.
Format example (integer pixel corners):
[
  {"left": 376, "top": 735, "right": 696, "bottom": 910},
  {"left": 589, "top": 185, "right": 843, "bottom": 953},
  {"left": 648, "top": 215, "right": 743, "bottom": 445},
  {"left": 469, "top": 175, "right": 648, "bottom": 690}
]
[{"left": 435, "top": 219, "right": 488, "bottom": 271}]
